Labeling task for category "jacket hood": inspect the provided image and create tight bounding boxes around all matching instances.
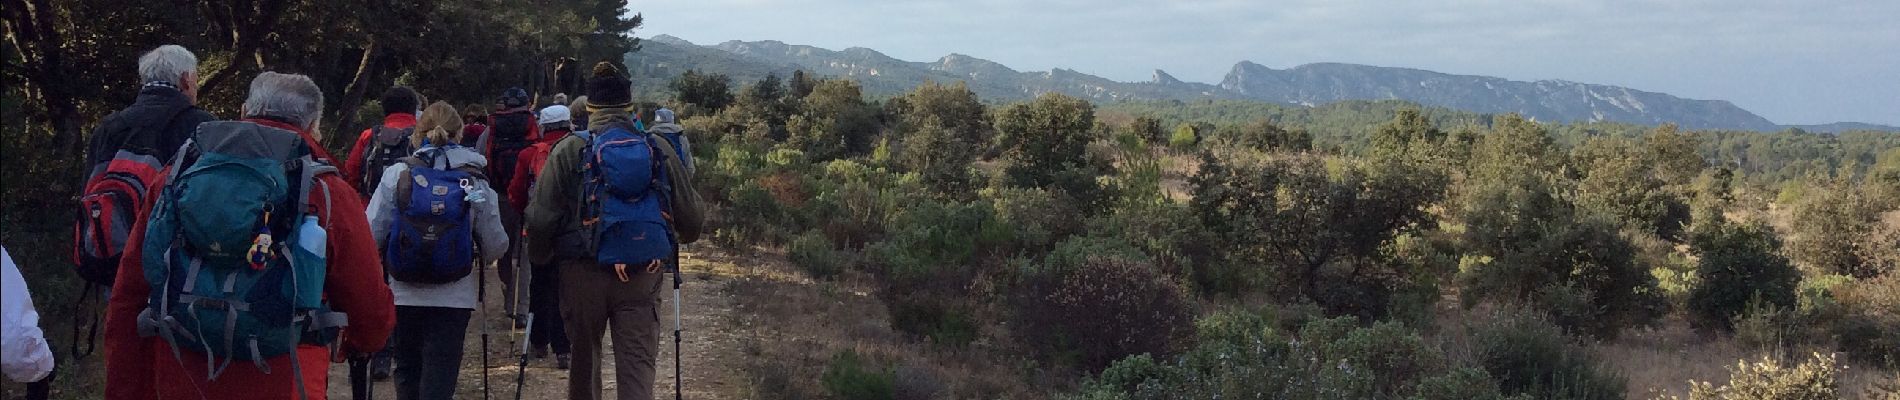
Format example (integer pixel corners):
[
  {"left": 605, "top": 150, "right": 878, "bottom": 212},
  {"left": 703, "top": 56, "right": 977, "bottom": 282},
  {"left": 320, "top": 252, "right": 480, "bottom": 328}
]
[
  {"left": 537, "top": 128, "right": 572, "bottom": 145},
  {"left": 646, "top": 122, "right": 683, "bottom": 134},
  {"left": 410, "top": 145, "right": 489, "bottom": 170},
  {"left": 380, "top": 113, "right": 418, "bottom": 128}
]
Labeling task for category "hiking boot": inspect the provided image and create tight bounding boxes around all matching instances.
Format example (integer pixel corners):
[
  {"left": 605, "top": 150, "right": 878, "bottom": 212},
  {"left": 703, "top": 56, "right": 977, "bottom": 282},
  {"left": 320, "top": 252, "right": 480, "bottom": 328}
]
[
  {"left": 532, "top": 346, "right": 549, "bottom": 359},
  {"left": 555, "top": 353, "right": 570, "bottom": 370},
  {"left": 371, "top": 355, "right": 393, "bottom": 380}
]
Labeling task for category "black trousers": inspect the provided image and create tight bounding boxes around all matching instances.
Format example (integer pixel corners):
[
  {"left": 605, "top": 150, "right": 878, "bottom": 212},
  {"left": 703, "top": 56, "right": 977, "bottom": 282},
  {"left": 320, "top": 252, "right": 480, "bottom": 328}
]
[
  {"left": 392, "top": 305, "right": 473, "bottom": 400},
  {"left": 529, "top": 261, "right": 571, "bottom": 354}
]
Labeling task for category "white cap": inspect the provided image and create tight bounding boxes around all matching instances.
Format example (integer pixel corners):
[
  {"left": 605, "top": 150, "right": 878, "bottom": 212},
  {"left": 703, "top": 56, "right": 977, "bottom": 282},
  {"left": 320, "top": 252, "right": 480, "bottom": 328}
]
[{"left": 539, "top": 105, "right": 571, "bottom": 124}]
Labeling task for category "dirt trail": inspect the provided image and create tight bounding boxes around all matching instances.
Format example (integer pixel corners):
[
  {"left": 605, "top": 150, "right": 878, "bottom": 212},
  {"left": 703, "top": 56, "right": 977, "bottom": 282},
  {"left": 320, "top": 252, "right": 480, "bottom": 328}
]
[{"left": 326, "top": 247, "right": 752, "bottom": 399}]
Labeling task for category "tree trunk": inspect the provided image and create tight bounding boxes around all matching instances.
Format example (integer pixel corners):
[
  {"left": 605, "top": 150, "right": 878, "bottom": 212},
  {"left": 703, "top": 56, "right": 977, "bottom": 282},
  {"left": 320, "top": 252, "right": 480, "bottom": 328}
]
[
  {"left": 197, "top": 0, "right": 292, "bottom": 95},
  {"left": 327, "top": 41, "right": 380, "bottom": 151},
  {"left": 3, "top": 0, "right": 85, "bottom": 151}
]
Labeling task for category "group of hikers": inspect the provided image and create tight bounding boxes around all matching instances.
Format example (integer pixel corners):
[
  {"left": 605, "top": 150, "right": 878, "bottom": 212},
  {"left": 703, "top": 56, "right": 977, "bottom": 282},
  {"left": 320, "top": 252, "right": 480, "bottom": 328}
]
[{"left": 4, "top": 43, "right": 705, "bottom": 400}]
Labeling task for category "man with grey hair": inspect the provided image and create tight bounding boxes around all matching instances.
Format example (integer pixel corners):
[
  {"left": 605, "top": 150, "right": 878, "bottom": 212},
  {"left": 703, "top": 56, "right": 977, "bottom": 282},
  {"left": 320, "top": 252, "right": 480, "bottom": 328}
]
[
  {"left": 73, "top": 45, "right": 220, "bottom": 294},
  {"left": 82, "top": 45, "right": 214, "bottom": 169},
  {"left": 102, "top": 71, "right": 396, "bottom": 400}
]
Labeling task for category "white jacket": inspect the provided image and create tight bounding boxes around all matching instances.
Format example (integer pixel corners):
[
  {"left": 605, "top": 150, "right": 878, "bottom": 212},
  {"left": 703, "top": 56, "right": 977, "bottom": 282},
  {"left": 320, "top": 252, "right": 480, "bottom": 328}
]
[
  {"left": 366, "top": 145, "right": 509, "bottom": 309},
  {"left": 1, "top": 246, "right": 54, "bottom": 383}
]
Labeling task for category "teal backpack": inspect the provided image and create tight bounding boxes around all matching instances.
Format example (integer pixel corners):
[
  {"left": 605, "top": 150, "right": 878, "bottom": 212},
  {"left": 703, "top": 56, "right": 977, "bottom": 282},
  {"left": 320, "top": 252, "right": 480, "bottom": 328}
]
[{"left": 135, "top": 121, "right": 347, "bottom": 381}]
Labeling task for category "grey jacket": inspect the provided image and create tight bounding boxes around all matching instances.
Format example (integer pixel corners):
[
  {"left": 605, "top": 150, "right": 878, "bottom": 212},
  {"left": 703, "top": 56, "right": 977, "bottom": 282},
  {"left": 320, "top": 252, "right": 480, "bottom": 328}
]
[{"left": 366, "top": 145, "right": 508, "bottom": 309}]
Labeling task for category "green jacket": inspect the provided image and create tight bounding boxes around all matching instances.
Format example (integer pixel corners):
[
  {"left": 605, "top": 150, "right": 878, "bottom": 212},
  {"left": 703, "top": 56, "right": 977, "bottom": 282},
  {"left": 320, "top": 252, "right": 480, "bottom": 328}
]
[{"left": 526, "top": 110, "right": 703, "bottom": 265}]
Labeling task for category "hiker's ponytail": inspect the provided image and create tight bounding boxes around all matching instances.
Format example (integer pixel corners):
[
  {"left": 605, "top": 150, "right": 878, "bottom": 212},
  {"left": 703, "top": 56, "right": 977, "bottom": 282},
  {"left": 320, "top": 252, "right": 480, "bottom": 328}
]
[{"left": 411, "top": 101, "right": 465, "bottom": 148}]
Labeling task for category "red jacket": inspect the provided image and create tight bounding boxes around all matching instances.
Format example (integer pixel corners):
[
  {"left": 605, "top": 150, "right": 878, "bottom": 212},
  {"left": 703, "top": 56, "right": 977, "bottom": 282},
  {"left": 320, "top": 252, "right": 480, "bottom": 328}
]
[
  {"left": 507, "top": 128, "right": 569, "bottom": 214},
  {"left": 343, "top": 113, "right": 418, "bottom": 189},
  {"left": 103, "top": 118, "right": 396, "bottom": 400}
]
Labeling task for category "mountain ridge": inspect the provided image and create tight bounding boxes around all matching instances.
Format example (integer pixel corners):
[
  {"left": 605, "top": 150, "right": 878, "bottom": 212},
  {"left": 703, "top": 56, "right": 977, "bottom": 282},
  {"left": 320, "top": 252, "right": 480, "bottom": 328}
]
[{"left": 629, "top": 35, "right": 1893, "bottom": 132}]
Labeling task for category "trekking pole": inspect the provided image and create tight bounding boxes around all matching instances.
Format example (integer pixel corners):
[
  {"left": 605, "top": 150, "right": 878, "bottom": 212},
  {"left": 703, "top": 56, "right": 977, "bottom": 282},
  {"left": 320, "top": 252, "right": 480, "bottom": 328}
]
[
  {"left": 514, "top": 312, "right": 534, "bottom": 400},
  {"left": 672, "top": 248, "right": 685, "bottom": 400},
  {"left": 480, "top": 261, "right": 493, "bottom": 400},
  {"left": 514, "top": 231, "right": 535, "bottom": 400}
]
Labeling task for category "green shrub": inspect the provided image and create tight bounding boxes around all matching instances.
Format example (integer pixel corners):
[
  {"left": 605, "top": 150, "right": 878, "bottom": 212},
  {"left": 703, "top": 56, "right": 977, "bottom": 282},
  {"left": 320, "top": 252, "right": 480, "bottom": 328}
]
[
  {"left": 1688, "top": 221, "right": 1801, "bottom": 331},
  {"left": 1013, "top": 257, "right": 1193, "bottom": 371},
  {"left": 1678, "top": 353, "right": 1838, "bottom": 400},
  {"left": 822, "top": 350, "right": 896, "bottom": 400},
  {"left": 1731, "top": 299, "right": 1799, "bottom": 351},
  {"left": 1078, "top": 312, "right": 1505, "bottom": 400},
  {"left": 789, "top": 230, "right": 846, "bottom": 279},
  {"left": 1168, "top": 123, "right": 1199, "bottom": 150},
  {"left": 1472, "top": 311, "right": 1627, "bottom": 400},
  {"left": 984, "top": 186, "right": 1085, "bottom": 252},
  {"left": 884, "top": 293, "right": 979, "bottom": 347},
  {"left": 1833, "top": 275, "right": 1900, "bottom": 366},
  {"left": 1085, "top": 200, "right": 1222, "bottom": 293},
  {"left": 1411, "top": 368, "right": 1525, "bottom": 400}
]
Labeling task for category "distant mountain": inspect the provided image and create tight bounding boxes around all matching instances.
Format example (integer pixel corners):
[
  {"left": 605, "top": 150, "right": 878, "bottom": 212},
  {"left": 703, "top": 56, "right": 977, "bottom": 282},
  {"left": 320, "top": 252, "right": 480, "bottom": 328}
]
[
  {"left": 1785, "top": 122, "right": 1900, "bottom": 134},
  {"left": 1219, "top": 62, "right": 1780, "bottom": 131},
  {"left": 626, "top": 35, "right": 1875, "bottom": 132}
]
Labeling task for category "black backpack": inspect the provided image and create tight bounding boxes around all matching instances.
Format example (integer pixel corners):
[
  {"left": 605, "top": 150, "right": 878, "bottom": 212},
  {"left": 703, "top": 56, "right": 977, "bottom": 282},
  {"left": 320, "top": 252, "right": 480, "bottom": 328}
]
[
  {"left": 360, "top": 125, "right": 415, "bottom": 196},
  {"left": 487, "top": 112, "right": 534, "bottom": 193}
]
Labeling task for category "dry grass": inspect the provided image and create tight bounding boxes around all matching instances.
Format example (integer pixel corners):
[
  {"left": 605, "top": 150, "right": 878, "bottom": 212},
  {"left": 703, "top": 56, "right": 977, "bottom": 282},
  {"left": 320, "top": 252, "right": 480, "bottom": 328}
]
[
  {"left": 721, "top": 247, "right": 1043, "bottom": 400},
  {"left": 1428, "top": 305, "right": 1899, "bottom": 400}
]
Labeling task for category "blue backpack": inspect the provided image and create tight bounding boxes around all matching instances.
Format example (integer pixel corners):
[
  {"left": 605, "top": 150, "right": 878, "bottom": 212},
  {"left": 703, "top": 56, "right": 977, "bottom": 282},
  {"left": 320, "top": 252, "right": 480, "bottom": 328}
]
[
  {"left": 384, "top": 148, "right": 483, "bottom": 284},
  {"left": 579, "top": 123, "right": 675, "bottom": 271},
  {"left": 137, "top": 121, "right": 345, "bottom": 379}
]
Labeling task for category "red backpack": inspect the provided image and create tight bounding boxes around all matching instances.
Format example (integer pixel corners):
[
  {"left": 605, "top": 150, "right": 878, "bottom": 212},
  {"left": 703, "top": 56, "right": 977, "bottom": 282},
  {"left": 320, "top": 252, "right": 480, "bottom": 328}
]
[{"left": 73, "top": 149, "right": 166, "bottom": 286}]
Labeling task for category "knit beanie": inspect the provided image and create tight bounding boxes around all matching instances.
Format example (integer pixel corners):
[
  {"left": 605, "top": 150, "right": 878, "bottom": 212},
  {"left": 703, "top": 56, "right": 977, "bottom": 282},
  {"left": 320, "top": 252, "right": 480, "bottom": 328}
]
[{"left": 587, "top": 62, "right": 632, "bottom": 111}]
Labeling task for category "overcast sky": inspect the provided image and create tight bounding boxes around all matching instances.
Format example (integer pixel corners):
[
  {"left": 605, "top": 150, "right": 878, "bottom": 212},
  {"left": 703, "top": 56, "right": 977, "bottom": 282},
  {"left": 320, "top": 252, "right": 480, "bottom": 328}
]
[{"left": 634, "top": 0, "right": 1899, "bottom": 126}]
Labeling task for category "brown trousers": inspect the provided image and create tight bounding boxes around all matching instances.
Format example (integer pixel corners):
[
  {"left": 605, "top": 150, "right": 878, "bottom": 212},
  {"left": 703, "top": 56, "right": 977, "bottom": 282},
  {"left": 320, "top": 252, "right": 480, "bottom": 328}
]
[{"left": 559, "top": 260, "right": 664, "bottom": 400}]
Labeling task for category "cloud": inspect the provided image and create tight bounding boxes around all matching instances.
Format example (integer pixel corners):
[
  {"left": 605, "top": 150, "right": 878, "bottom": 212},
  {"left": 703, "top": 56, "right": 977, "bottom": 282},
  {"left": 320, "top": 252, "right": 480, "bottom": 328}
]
[{"left": 636, "top": 0, "right": 1900, "bottom": 125}]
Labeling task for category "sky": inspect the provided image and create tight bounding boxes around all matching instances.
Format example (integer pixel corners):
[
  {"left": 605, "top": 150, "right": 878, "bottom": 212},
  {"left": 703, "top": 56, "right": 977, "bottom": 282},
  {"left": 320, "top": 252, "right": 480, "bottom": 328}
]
[{"left": 632, "top": 0, "right": 1900, "bottom": 126}]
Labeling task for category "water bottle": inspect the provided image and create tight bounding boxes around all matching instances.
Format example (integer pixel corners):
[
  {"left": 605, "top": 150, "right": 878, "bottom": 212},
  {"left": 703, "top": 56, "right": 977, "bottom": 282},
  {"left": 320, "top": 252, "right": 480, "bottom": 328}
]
[{"left": 291, "top": 214, "right": 327, "bottom": 308}]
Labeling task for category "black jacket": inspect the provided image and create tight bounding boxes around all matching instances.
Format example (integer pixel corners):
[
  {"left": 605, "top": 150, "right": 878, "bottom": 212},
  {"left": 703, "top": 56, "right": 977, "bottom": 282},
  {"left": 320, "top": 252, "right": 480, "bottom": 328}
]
[{"left": 83, "top": 85, "right": 216, "bottom": 172}]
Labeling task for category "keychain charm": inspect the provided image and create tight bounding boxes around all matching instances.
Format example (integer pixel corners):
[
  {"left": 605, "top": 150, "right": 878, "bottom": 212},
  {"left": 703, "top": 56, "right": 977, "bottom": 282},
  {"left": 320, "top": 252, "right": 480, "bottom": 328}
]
[{"left": 248, "top": 208, "right": 274, "bottom": 270}]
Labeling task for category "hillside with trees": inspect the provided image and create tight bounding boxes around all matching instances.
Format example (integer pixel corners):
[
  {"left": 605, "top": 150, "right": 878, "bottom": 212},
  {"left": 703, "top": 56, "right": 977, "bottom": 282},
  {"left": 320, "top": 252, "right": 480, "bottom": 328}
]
[{"left": 5, "top": 4, "right": 1900, "bottom": 397}]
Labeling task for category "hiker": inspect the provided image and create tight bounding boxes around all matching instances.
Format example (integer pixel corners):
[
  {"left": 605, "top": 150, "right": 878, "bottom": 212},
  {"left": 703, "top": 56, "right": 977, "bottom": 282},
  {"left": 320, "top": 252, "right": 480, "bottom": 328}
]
[
  {"left": 75, "top": 44, "right": 218, "bottom": 289},
  {"left": 527, "top": 61, "right": 703, "bottom": 400},
  {"left": 482, "top": 87, "right": 539, "bottom": 319},
  {"left": 645, "top": 108, "right": 694, "bottom": 173},
  {"left": 344, "top": 86, "right": 423, "bottom": 203},
  {"left": 509, "top": 104, "right": 575, "bottom": 369},
  {"left": 102, "top": 72, "right": 396, "bottom": 400},
  {"left": 461, "top": 104, "right": 490, "bottom": 148},
  {"left": 569, "top": 96, "right": 591, "bottom": 132},
  {"left": 3, "top": 246, "right": 56, "bottom": 386},
  {"left": 366, "top": 101, "right": 509, "bottom": 400}
]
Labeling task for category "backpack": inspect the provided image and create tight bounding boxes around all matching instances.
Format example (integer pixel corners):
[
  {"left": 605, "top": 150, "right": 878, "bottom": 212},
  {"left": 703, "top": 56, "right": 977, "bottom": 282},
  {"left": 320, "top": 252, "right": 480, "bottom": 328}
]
[
  {"left": 578, "top": 124, "right": 675, "bottom": 270},
  {"left": 383, "top": 149, "right": 484, "bottom": 284},
  {"left": 487, "top": 112, "right": 535, "bottom": 194},
  {"left": 647, "top": 130, "right": 703, "bottom": 244},
  {"left": 72, "top": 103, "right": 196, "bottom": 287},
  {"left": 360, "top": 125, "right": 415, "bottom": 197},
  {"left": 135, "top": 121, "right": 346, "bottom": 379},
  {"left": 73, "top": 149, "right": 166, "bottom": 286}
]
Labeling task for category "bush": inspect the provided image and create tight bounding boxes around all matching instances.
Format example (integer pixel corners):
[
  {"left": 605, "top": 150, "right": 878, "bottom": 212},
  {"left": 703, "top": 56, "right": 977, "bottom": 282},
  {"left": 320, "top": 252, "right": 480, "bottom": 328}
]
[
  {"left": 1687, "top": 221, "right": 1802, "bottom": 330},
  {"left": 1472, "top": 311, "right": 1627, "bottom": 400},
  {"left": 1833, "top": 275, "right": 1900, "bottom": 366},
  {"left": 1086, "top": 200, "right": 1222, "bottom": 293},
  {"left": 1075, "top": 311, "right": 1509, "bottom": 400},
  {"left": 789, "top": 230, "right": 846, "bottom": 279},
  {"left": 1677, "top": 353, "right": 1838, "bottom": 400},
  {"left": 822, "top": 350, "right": 896, "bottom": 400},
  {"left": 1461, "top": 213, "right": 1667, "bottom": 338},
  {"left": 984, "top": 187, "right": 1085, "bottom": 252},
  {"left": 1013, "top": 257, "right": 1194, "bottom": 372},
  {"left": 1412, "top": 368, "right": 1526, "bottom": 400}
]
